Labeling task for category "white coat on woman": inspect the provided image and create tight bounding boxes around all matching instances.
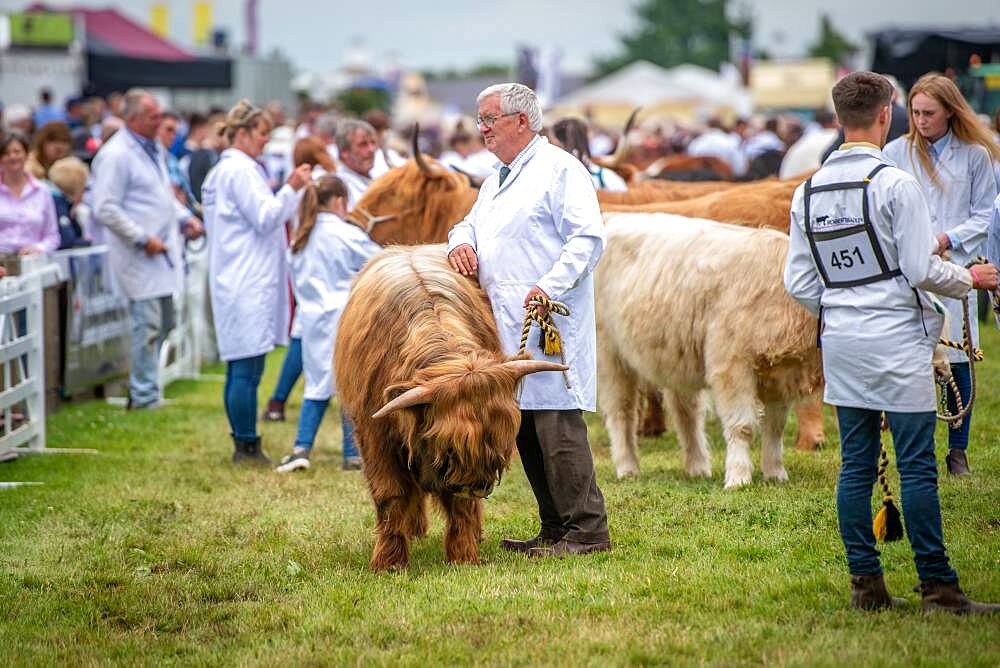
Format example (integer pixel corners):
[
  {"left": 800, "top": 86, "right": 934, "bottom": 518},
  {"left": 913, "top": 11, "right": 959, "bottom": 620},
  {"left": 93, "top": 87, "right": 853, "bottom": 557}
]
[
  {"left": 884, "top": 133, "right": 998, "bottom": 362},
  {"left": 290, "top": 212, "right": 381, "bottom": 400},
  {"left": 202, "top": 148, "right": 302, "bottom": 361},
  {"left": 447, "top": 135, "right": 606, "bottom": 411}
]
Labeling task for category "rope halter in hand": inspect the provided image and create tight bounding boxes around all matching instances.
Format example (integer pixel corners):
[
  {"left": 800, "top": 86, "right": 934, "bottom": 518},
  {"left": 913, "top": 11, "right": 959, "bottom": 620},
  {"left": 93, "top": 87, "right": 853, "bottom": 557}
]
[{"left": 519, "top": 295, "right": 571, "bottom": 388}]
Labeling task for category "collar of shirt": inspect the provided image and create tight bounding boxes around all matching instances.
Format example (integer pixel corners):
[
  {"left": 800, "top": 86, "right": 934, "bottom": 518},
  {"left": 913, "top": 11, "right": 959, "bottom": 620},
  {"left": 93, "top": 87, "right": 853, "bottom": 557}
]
[
  {"left": 0, "top": 172, "right": 42, "bottom": 199},
  {"left": 495, "top": 133, "right": 543, "bottom": 172},
  {"left": 929, "top": 130, "right": 952, "bottom": 160},
  {"left": 127, "top": 129, "right": 160, "bottom": 164},
  {"left": 838, "top": 141, "right": 881, "bottom": 151}
]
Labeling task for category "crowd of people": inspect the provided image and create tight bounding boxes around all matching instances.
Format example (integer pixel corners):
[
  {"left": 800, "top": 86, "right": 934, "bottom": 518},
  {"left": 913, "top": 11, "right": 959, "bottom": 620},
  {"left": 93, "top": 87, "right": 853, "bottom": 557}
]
[{"left": 2, "top": 71, "right": 1000, "bottom": 609}]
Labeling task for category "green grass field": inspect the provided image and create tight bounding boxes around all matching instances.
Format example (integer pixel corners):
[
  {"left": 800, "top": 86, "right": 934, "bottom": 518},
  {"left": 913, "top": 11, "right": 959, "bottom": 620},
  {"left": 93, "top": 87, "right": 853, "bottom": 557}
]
[{"left": 2, "top": 328, "right": 999, "bottom": 666}]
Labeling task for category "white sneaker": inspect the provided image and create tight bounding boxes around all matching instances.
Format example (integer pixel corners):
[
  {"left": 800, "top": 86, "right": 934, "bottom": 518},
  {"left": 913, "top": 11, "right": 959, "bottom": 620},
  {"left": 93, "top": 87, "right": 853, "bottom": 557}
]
[{"left": 275, "top": 451, "right": 311, "bottom": 473}]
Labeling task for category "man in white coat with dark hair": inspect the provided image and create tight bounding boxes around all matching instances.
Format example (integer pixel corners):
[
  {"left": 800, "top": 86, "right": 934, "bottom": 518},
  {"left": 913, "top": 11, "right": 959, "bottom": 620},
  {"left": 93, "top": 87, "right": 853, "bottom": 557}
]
[
  {"left": 93, "top": 88, "right": 201, "bottom": 410},
  {"left": 447, "top": 82, "right": 611, "bottom": 558}
]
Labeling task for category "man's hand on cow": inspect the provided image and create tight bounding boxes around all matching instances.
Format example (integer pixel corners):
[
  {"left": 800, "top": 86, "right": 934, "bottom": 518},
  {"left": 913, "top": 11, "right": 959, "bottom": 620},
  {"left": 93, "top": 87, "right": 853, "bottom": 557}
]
[
  {"left": 448, "top": 244, "right": 478, "bottom": 276},
  {"left": 524, "top": 285, "right": 550, "bottom": 317},
  {"left": 182, "top": 217, "right": 204, "bottom": 240},
  {"left": 970, "top": 263, "right": 999, "bottom": 290},
  {"left": 287, "top": 164, "right": 312, "bottom": 191},
  {"left": 144, "top": 236, "right": 168, "bottom": 256}
]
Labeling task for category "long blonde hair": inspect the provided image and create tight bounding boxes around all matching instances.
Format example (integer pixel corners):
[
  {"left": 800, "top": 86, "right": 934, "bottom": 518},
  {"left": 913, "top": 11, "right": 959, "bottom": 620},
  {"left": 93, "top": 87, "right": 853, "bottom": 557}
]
[
  {"left": 291, "top": 174, "right": 349, "bottom": 254},
  {"left": 903, "top": 73, "right": 1000, "bottom": 188}
]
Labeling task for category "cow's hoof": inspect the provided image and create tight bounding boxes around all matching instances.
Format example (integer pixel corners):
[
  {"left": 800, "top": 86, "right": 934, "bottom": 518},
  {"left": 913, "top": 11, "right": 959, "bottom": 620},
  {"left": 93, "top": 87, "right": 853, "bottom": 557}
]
[
  {"left": 724, "top": 472, "right": 752, "bottom": 489},
  {"left": 686, "top": 463, "right": 712, "bottom": 478},
  {"left": 764, "top": 468, "right": 789, "bottom": 482},
  {"left": 615, "top": 466, "right": 640, "bottom": 479},
  {"left": 794, "top": 434, "right": 824, "bottom": 451}
]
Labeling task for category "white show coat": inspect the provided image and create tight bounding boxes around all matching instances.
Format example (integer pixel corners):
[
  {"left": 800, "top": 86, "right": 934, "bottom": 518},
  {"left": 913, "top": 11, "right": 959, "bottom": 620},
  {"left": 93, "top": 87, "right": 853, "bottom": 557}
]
[
  {"left": 784, "top": 145, "right": 973, "bottom": 412},
  {"left": 290, "top": 212, "right": 381, "bottom": 400},
  {"left": 688, "top": 128, "right": 746, "bottom": 176},
  {"left": 589, "top": 163, "right": 628, "bottom": 192},
  {"left": 202, "top": 148, "right": 302, "bottom": 362},
  {"left": 92, "top": 129, "right": 189, "bottom": 300},
  {"left": 447, "top": 135, "right": 606, "bottom": 411},
  {"left": 885, "top": 133, "right": 998, "bottom": 362},
  {"left": 338, "top": 166, "right": 373, "bottom": 208},
  {"left": 779, "top": 128, "right": 838, "bottom": 179}
]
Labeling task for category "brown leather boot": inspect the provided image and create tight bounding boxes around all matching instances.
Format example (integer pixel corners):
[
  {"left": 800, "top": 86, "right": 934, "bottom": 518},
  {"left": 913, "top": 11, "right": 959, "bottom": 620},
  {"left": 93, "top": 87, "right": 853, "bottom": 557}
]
[
  {"left": 918, "top": 580, "right": 1000, "bottom": 615},
  {"left": 850, "top": 574, "right": 908, "bottom": 610},
  {"left": 945, "top": 449, "right": 970, "bottom": 476},
  {"left": 500, "top": 535, "right": 560, "bottom": 554}
]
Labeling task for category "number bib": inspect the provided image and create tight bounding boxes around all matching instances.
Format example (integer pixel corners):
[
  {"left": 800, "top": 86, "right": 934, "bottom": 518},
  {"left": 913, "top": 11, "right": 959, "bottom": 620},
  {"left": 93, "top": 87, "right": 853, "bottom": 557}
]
[{"left": 803, "top": 163, "right": 902, "bottom": 289}]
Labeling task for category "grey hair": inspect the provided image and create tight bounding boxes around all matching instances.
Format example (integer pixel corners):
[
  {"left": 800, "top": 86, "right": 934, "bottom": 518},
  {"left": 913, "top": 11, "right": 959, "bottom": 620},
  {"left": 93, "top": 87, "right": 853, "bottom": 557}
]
[
  {"left": 476, "top": 83, "right": 543, "bottom": 132},
  {"left": 123, "top": 88, "right": 155, "bottom": 119},
  {"left": 314, "top": 112, "right": 338, "bottom": 139},
  {"left": 335, "top": 119, "right": 375, "bottom": 154}
]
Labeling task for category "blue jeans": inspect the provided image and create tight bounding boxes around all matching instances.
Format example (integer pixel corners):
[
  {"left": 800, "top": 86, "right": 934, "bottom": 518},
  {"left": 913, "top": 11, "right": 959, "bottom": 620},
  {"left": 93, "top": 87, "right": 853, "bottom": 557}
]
[
  {"left": 835, "top": 406, "right": 957, "bottom": 582},
  {"left": 270, "top": 337, "right": 302, "bottom": 404},
  {"left": 224, "top": 354, "right": 266, "bottom": 441},
  {"left": 294, "top": 399, "right": 358, "bottom": 459},
  {"left": 945, "top": 362, "right": 972, "bottom": 450},
  {"left": 128, "top": 296, "right": 175, "bottom": 407}
]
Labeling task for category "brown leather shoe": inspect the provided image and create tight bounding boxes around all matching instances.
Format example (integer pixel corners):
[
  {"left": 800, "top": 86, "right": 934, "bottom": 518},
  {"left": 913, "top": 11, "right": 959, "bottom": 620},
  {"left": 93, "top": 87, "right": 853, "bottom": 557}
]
[
  {"left": 527, "top": 539, "right": 612, "bottom": 558},
  {"left": 500, "top": 535, "right": 559, "bottom": 554},
  {"left": 946, "top": 448, "right": 970, "bottom": 476},
  {"left": 918, "top": 580, "right": 1000, "bottom": 615},
  {"left": 850, "top": 574, "right": 908, "bottom": 611}
]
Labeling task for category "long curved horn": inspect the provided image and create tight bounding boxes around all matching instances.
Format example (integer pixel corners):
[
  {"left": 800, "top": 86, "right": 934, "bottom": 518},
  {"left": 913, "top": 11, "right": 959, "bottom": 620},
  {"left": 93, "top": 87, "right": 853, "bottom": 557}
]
[
  {"left": 611, "top": 107, "right": 641, "bottom": 166},
  {"left": 501, "top": 359, "right": 569, "bottom": 380},
  {"left": 412, "top": 123, "right": 434, "bottom": 175},
  {"left": 372, "top": 385, "right": 433, "bottom": 419}
]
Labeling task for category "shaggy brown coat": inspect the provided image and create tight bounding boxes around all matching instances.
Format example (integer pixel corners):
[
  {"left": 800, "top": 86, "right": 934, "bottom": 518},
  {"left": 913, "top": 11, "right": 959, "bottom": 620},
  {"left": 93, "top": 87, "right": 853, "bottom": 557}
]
[
  {"left": 336, "top": 245, "right": 546, "bottom": 571},
  {"left": 596, "top": 214, "right": 822, "bottom": 487},
  {"left": 347, "top": 159, "right": 478, "bottom": 246}
]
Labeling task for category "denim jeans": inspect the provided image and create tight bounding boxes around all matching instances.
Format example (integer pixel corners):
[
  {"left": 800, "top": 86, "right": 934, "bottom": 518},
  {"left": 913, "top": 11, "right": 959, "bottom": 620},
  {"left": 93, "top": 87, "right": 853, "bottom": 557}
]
[
  {"left": 835, "top": 406, "right": 957, "bottom": 582},
  {"left": 270, "top": 337, "right": 302, "bottom": 404},
  {"left": 224, "top": 354, "right": 266, "bottom": 441},
  {"left": 128, "top": 296, "right": 175, "bottom": 407},
  {"left": 294, "top": 399, "right": 358, "bottom": 460},
  {"left": 945, "top": 362, "right": 972, "bottom": 450}
]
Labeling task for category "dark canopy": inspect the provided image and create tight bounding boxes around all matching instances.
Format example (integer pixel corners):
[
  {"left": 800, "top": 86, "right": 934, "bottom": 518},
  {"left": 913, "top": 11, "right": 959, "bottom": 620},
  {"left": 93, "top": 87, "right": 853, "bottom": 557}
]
[{"left": 870, "top": 28, "right": 1000, "bottom": 89}]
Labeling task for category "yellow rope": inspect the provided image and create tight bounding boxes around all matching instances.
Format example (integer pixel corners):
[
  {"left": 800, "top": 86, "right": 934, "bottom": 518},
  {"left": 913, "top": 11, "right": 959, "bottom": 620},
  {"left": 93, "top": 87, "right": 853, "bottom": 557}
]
[{"left": 519, "top": 296, "right": 571, "bottom": 388}]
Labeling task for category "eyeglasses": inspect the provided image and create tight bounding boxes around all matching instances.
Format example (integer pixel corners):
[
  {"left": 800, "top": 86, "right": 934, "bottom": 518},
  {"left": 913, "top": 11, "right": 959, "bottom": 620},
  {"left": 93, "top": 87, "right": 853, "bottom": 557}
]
[{"left": 476, "top": 112, "right": 519, "bottom": 129}]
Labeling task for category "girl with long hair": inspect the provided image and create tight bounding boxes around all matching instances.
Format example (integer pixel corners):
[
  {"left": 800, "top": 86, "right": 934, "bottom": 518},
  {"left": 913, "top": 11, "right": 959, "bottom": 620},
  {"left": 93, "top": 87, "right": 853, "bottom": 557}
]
[
  {"left": 275, "top": 174, "right": 381, "bottom": 473},
  {"left": 202, "top": 100, "right": 312, "bottom": 464},
  {"left": 550, "top": 117, "right": 628, "bottom": 192},
  {"left": 885, "top": 73, "right": 1000, "bottom": 476}
]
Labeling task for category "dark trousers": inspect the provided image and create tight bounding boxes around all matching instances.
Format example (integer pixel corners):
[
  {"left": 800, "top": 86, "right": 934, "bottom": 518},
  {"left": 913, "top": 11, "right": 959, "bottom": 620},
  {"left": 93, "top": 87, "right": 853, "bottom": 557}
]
[
  {"left": 835, "top": 406, "right": 957, "bottom": 582},
  {"left": 945, "top": 362, "right": 972, "bottom": 450},
  {"left": 516, "top": 409, "right": 610, "bottom": 544}
]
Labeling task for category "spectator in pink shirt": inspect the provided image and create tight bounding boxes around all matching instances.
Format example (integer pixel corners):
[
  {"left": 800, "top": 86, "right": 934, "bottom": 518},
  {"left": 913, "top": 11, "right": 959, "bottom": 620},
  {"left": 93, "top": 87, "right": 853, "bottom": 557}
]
[{"left": 0, "top": 132, "right": 58, "bottom": 256}]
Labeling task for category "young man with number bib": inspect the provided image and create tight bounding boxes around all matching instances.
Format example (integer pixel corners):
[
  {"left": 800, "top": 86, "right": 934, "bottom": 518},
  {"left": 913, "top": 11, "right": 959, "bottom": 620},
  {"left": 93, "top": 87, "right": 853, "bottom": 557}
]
[{"left": 784, "top": 71, "right": 1000, "bottom": 614}]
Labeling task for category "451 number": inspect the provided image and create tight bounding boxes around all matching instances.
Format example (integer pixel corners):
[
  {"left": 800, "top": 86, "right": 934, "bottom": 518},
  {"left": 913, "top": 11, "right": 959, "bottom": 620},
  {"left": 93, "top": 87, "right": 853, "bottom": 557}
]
[{"left": 830, "top": 246, "right": 866, "bottom": 270}]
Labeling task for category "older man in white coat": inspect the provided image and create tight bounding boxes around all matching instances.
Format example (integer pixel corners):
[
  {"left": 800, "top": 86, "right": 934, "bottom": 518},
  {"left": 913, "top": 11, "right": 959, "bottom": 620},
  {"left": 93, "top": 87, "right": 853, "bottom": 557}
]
[
  {"left": 448, "top": 83, "right": 611, "bottom": 557},
  {"left": 92, "top": 88, "right": 201, "bottom": 409},
  {"left": 335, "top": 119, "right": 378, "bottom": 208},
  {"left": 784, "top": 71, "right": 999, "bottom": 614}
]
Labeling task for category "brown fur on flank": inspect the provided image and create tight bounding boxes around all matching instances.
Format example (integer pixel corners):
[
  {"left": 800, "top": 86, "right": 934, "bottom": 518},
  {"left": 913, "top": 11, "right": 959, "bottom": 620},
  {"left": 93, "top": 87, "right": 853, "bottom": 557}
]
[
  {"left": 348, "top": 158, "right": 478, "bottom": 246},
  {"left": 597, "top": 179, "right": 742, "bottom": 207},
  {"left": 335, "top": 245, "right": 525, "bottom": 571}
]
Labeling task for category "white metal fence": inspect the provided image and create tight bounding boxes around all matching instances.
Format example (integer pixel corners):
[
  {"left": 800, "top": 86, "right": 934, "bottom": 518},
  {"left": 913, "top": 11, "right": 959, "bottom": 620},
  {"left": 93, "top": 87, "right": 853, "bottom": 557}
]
[{"left": 0, "top": 256, "right": 61, "bottom": 456}]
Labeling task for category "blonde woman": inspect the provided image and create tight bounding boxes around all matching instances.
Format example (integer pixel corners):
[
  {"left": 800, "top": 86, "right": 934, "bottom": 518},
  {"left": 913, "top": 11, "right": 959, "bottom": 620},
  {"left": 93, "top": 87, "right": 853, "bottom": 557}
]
[
  {"left": 885, "top": 73, "right": 1000, "bottom": 476},
  {"left": 202, "top": 100, "right": 311, "bottom": 464},
  {"left": 275, "top": 174, "right": 380, "bottom": 473}
]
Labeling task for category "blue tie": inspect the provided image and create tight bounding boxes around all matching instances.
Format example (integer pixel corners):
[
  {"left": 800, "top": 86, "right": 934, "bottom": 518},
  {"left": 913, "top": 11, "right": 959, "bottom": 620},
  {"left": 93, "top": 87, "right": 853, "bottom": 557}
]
[{"left": 499, "top": 165, "right": 511, "bottom": 186}]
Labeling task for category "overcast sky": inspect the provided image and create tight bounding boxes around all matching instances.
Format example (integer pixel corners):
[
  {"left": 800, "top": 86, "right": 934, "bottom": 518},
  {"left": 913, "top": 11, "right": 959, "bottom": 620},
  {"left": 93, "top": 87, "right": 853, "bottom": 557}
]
[{"left": 5, "top": 0, "right": 1000, "bottom": 74}]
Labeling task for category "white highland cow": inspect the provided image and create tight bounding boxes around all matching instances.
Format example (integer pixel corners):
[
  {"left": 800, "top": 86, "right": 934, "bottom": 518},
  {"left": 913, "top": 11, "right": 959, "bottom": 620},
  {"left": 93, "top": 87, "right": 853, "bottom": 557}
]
[{"left": 595, "top": 213, "right": 823, "bottom": 488}]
